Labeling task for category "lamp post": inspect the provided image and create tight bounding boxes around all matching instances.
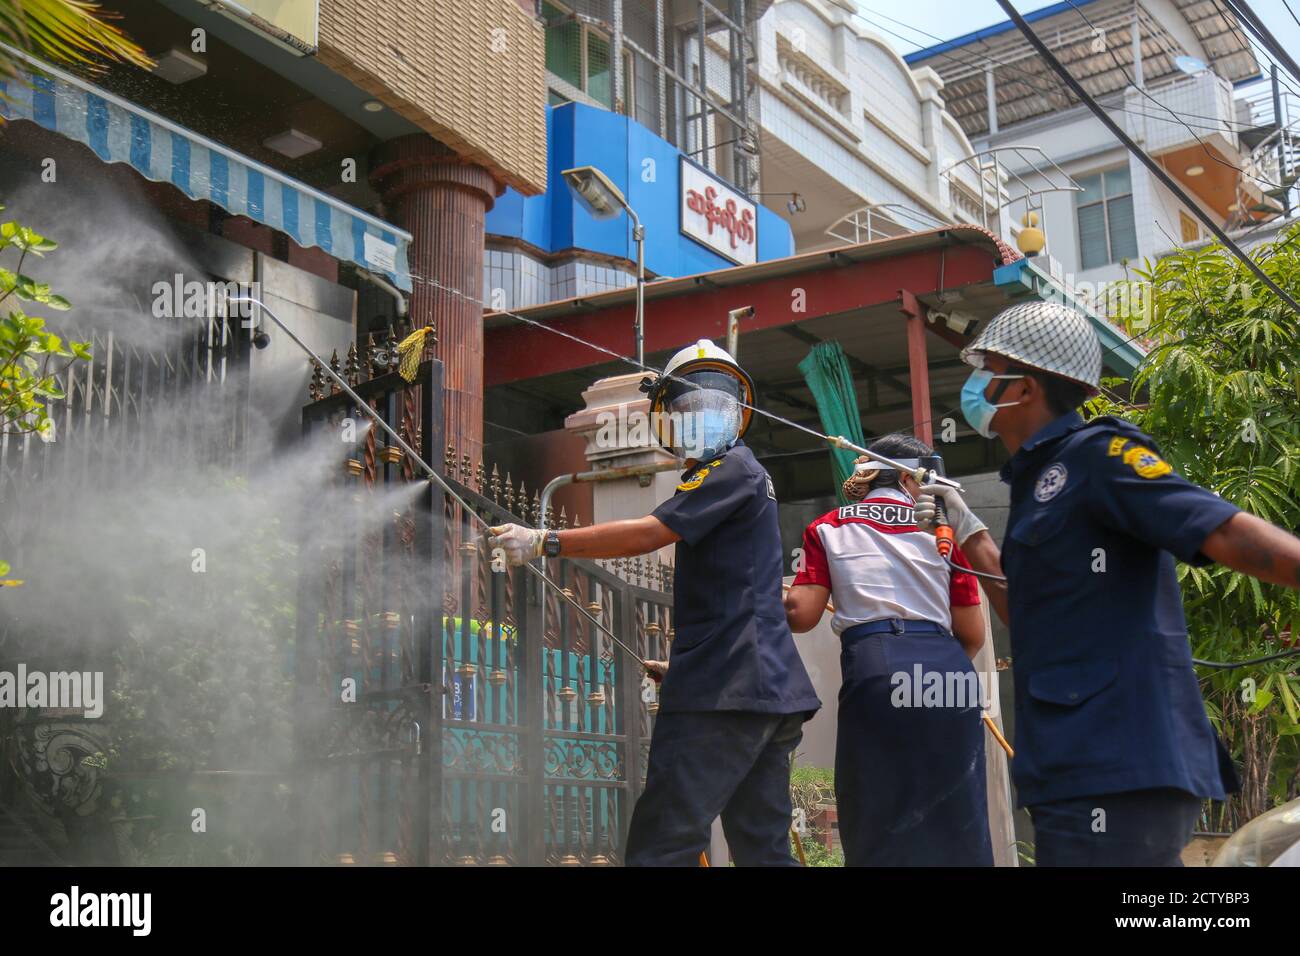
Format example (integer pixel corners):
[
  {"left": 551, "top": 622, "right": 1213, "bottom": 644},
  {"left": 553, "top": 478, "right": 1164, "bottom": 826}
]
[{"left": 561, "top": 165, "right": 646, "bottom": 366}]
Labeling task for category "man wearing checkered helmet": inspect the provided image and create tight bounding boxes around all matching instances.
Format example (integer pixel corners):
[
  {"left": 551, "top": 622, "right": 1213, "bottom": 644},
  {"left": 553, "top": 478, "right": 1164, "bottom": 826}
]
[{"left": 913, "top": 299, "right": 1300, "bottom": 866}]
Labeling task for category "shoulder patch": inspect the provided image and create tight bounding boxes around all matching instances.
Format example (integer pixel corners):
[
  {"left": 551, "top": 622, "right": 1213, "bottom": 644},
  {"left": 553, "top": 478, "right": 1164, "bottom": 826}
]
[
  {"left": 677, "top": 466, "right": 709, "bottom": 492},
  {"left": 765, "top": 473, "right": 777, "bottom": 500},
  {"left": 1107, "top": 436, "right": 1129, "bottom": 457},
  {"left": 1122, "top": 445, "right": 1172, "bottom": 479},
  {"left": 1034, "top": 462, "right": 1069, "bottom": 502}
]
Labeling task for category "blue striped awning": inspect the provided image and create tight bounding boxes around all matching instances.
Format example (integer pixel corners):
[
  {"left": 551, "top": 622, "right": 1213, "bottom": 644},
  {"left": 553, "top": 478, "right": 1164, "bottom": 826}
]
[{"left": 0, "top": 47, "right": 412, "bottom": 291}]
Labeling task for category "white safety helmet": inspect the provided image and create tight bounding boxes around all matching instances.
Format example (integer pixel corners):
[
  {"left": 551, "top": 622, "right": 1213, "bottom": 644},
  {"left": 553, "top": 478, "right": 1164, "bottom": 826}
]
[
  {"left": 961, "top": 300, "right": 1103, "bottom": 394},
  {"left": 644, "top": 339, "right": 755, "bottom": 458}
]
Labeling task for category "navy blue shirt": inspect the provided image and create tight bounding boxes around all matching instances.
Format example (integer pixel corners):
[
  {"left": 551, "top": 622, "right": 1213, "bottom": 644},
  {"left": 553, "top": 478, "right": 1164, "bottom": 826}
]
[
  {"left": 1000, "top": 412, "right": 1240, "bottom": 807},
  {"left": 651, "top": 441, "right": 821, "bottom": 717}
]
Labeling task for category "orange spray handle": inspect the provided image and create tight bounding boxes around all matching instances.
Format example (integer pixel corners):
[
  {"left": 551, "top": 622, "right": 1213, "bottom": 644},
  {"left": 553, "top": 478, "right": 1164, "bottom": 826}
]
[{"left": 934, "top": 497, "right": 955, "bottom": 560}]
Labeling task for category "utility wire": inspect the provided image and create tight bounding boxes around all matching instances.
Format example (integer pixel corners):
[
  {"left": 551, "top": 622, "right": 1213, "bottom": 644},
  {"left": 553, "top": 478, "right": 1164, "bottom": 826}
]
[
  {"left": 1220, "top": 0, "right": 1300, "bottom": 91},
  {"left": 993, "top": 0, "right": 1300, "bottom": 317},
  {"left": 855, "top": 4, "right": 1292, "bottom": 191},
  {"left": 1060, "top": 0, "right": 1288, "bottom": 190},
  {"left": 860, "top": 3, "right": 1286, "bottom": 131},
  {"left": 1285, "top": 0, "right": 1300, "bottom": 32}
]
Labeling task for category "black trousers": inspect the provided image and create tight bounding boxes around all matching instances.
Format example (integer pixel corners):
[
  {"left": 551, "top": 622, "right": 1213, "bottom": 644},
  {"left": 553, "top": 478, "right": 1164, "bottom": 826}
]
[
  {"left": 625, "top": 710, "right": 804, "bottom": 867},
  {"left": 1029, "top": 787, "right": 1201, "bottom": 866},
  {"left": 836, "top": 621, "right": 993, "bottom": 866}
]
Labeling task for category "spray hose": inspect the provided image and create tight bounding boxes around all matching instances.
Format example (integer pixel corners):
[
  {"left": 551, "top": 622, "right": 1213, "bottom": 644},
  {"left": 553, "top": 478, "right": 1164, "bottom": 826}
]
[{"left": 229, "top": 297, "right": 651, "bottom": 671}]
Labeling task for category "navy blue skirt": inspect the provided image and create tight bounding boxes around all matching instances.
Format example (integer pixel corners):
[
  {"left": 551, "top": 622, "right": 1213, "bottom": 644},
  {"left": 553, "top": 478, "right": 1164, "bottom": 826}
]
[{"left": 835, "top": 619, "right": 993, "bottom": 866}]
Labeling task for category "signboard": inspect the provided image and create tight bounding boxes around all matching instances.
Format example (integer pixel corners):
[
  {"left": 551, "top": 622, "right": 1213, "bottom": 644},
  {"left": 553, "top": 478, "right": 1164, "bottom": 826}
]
[
  {"left": 679, "top": 157, "right": 757, "bottom": 266},
  {"left": 211, "top": 0, "right": 319, "bottom": 55}
]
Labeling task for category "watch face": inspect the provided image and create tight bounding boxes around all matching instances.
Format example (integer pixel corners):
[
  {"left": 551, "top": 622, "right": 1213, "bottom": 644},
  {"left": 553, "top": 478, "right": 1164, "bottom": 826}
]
[{"left": 544, "top": 531, "right": 561, "bottom": 557}]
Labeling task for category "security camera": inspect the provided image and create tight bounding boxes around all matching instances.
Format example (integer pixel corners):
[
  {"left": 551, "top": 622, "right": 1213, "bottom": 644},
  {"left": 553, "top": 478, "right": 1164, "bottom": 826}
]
[{"left": 930, "top": 310, "right": 979, "bottom": 337}]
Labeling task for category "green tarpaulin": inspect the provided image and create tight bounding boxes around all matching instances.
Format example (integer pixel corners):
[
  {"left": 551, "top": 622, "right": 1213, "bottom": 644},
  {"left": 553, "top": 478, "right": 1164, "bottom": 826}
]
[{"left": 797, "top": 341, "right": 865, "bottom": 505}]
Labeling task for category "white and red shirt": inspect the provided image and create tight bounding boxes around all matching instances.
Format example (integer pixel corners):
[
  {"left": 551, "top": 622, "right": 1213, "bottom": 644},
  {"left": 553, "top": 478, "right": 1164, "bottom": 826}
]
[{"left": 791, "top": 487, "right": 980, "bottom": 636}]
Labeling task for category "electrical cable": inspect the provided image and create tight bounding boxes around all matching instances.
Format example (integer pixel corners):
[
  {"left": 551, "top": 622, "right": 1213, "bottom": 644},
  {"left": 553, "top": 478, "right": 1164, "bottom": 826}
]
[
  {"left": 1192, "top": 647, "right": 1300, "bottom": 669},
  {"left": 855, "top": 3, "right": 1294, "bottom": 191},
  {"left": 1060, "top": 0, "right": 1290, "bottom": 190},
  {"left": 1220, "top": 0, "right": 1300, "bottom": 90},
  {"left": 993, "top": 0, "right": 1300, "bottom": 318}
]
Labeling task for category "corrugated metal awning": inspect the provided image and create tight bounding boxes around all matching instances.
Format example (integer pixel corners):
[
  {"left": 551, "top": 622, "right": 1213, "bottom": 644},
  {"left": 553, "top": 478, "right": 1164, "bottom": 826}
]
[{"left": 0, "top": 46, "right": 412, "bottom": 290}]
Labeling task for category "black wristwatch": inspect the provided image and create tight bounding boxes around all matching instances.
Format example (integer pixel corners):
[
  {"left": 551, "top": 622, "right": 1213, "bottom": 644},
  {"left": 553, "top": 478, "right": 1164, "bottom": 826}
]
[{"left": 543, "top": 529, "right": 562, "bottom": 557}]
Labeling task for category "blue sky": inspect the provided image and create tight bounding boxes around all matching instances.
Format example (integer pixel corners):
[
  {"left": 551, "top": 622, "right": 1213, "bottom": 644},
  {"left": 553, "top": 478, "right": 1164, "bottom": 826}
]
[{"left": 853, "top": 0, "right": 1300, "bottom": 95}]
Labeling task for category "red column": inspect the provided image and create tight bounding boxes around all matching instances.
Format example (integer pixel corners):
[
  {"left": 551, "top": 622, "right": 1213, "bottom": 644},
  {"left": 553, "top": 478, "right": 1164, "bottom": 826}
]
[
  {"left": 899, "top": 289, "right": 933, "bottom": 447},
  {"left": 371, "top": 135, "right": 500, "bottom": 463}
]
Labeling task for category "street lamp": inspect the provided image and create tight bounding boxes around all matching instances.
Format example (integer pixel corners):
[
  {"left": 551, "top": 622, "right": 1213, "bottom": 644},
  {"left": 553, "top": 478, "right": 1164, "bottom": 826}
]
[{"left": 561, "top": 165, "right": 646, "bottom": 366}]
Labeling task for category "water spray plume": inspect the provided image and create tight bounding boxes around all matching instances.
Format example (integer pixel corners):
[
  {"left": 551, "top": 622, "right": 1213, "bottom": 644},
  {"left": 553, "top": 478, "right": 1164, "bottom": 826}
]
[{"left": 226, "top": 296, "right": 651, "bottom": 669}]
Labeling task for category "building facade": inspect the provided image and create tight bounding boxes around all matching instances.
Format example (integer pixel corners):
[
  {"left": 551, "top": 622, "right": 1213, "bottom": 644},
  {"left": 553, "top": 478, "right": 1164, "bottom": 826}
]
[{"left": 906, "top": 0, "right": 1295, "bottom": 304}]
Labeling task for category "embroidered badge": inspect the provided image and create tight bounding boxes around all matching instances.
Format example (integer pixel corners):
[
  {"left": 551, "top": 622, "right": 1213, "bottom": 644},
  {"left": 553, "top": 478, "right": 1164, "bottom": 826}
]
[
  {"left": 1034, "top": 463, "right": 1069, "bottom": 502},
  {"left": 765, "top": 474, "right": 777, "bottom": 500},
  {"left": 677, "top": 466, "right": 710, "bottom": 492},
  {"left": 1123, "top": 445, "right": 1172, "bottom": 479},
  {"left": 1107, "top": 436, "right": 1129, "bottom": 457}
]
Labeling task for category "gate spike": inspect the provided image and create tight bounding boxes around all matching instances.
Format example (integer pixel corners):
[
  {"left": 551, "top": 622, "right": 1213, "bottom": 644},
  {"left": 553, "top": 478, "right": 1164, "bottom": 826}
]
[
  {"left": 544, "top": 502, "right": 555, "bottom": 530},
  {"left": 385, "top": 326, "right": 400, "bottom": 372},
  {"left": 445, "top": 442, "right": 456, "bottom": 475},
  {"left": 517, "top": 481, "right": 528, "bottom": 522},
  {"left": 558, "top": 506, "right": 568, "bottom": 529},
  {"left": 505, "top": 472, "right": 516, "bottom": 513},
  {"left": 308, "top": 360, "right": 324, "bottom": 401},
  {"left": 328, "top": 349, "right": 341, "bottom": 394},
  {"left": 363, "top": 332, "right": 378, "bottom": 378},
  {"left": 462, "top": 454, "right": 472, "bottom": 486},
  {"left": 345, "top": 343, "right": 360, "bottom": 385},
  {"left": 475, "top": 460, "right": 486, "bottom": 493},
  {"left": 531, "top": 490, "right": 542, "bottom": 527},
  {"left": 490, "top": 463, "right": 502, "bottom": 503}
]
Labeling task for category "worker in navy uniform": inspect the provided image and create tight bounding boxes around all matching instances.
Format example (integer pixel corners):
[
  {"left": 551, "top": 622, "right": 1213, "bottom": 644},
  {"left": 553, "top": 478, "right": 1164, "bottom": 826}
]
[
  {"left": 489, "top": 339, "right": 820, "bottom": 866},
  {"left": 916, "top": 300, "right": 1300, "bottom": 866},
  {"left": 785, "top": 434, "right": 993, "bottom": 866}
]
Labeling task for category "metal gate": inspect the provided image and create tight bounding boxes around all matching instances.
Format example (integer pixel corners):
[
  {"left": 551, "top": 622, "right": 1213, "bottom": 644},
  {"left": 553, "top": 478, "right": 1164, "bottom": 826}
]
[{"left": 295, "top": 342, "right": 673, "bottom": 865}]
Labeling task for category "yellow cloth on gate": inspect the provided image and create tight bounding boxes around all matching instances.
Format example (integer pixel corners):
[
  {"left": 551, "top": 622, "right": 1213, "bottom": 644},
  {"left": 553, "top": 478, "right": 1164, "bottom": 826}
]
[{"left": 396, "top": 326, "right": 432, "bottom": 382}]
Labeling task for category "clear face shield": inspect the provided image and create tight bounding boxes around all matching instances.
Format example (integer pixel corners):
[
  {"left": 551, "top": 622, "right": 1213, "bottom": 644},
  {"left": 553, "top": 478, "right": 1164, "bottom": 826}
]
[{"left": 661, "top": 370, "right": 743, "bottom": 460}]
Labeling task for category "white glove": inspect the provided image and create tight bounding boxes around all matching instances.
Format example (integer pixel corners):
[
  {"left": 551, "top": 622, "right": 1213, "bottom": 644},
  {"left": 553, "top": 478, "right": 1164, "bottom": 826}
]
[
  {"left": 915, "top": 484, "right": 987, "bottom": 547},
  {"left": 487, "top": 523, "right": 544, "bottom": 566}
]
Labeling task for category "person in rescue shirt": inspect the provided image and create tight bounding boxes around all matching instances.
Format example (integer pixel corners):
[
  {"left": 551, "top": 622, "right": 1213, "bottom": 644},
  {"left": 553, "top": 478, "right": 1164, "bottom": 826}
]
[
  {"left": 918, "top": 300, "right": 1300, "bottom": 866},
  {"left": 784, "top": 434, "right": 993, "bottom": 866},
  {"left": 489, "top": 339, "right": 820, "bottom": 867}
]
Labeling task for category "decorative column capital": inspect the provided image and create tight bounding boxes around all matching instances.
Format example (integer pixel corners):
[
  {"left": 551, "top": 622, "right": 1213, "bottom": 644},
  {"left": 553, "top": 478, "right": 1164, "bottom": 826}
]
[{"left": 369, "top": 134, "right": 501, "bottom": 209}]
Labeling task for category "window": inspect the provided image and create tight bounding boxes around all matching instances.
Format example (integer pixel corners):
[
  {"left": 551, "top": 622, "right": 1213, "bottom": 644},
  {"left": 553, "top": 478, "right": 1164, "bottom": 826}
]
[
  {"left": 1076, "top": 167, "right": 1138, "bottom": 269},
  {"left": 1179, "top": 210, "right": 1200, "bottom": 244},
  {"left": 542, "top": 1, "right": 613, "bottom": 109}
]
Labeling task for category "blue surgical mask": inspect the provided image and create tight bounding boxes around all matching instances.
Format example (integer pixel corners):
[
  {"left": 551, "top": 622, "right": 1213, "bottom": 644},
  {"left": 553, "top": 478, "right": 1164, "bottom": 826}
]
[
  {"left": 961, "top": 369, "right": 1024, "bottom": 439},
  {"left": 694, "top": 406, "right": 740, "bottom": 458}
]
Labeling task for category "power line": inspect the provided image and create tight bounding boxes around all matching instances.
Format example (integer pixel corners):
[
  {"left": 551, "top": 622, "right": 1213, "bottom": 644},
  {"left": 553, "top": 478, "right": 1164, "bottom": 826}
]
[
  {"left": 1285, "top": 0, "right": 1300, "bottom": 32},
  {"left": 993, "top": 0, "right": 1300, "bottom": 317},
  {"left": 1208, "top": 0, "right": 1300, "bottom": 104},
  {"left": 1059, "top": 0, "right": 1288, "bottom": 191},
  {"left": 861, "top": 3, "right": 1279, "bottom": 130},
  {"left": 853, "top": 5, "right": 1291, "bottom": 192},
  {"left": 1220, "top": 0, "right": 1300, "bottom": 90}
]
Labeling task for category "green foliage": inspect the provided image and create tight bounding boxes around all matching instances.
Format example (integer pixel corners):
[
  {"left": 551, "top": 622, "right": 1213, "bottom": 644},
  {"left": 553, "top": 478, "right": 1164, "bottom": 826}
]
[
  {"left": 0, "top": 209, "right": 87, "bottom": 440},
  {"left": 0, "top": 0, "right": 151, "bottom": 86},
  {"left": 0, "top": 204, "right": 91, "bottom": 585},
  {"left": 1087, "top": 224, "right": 1300, "bottom": 819},
  {"left": 790, "top": 764, "right": 843, "bottom": 866}
]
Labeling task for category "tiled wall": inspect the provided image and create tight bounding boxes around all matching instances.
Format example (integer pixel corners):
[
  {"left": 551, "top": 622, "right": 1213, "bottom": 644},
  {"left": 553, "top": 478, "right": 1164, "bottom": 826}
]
[{"left": 483, "top": 247, "right": 635, "bottom": 310}]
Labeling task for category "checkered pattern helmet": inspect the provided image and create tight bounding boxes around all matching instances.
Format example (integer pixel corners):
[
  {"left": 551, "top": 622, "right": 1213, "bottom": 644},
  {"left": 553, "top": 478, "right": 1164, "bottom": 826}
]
[{"left": 961, "top": 300, "right": 1102, "bottom": 393}]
